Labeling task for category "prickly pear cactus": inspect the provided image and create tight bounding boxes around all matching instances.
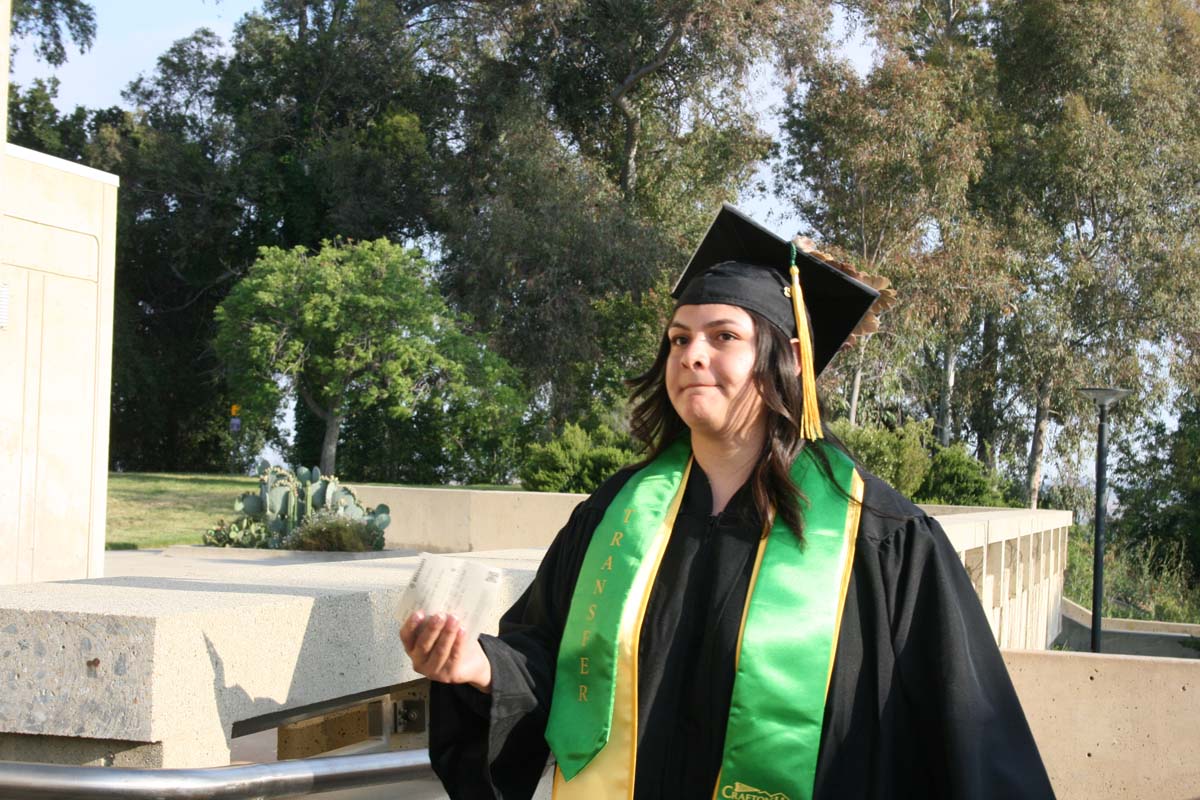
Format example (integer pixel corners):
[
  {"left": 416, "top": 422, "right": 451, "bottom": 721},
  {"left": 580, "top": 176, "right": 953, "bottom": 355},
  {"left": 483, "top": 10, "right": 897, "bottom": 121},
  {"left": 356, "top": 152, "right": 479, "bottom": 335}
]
[{"left": 207, "top": 464, "right": 390, "bottom": 550}]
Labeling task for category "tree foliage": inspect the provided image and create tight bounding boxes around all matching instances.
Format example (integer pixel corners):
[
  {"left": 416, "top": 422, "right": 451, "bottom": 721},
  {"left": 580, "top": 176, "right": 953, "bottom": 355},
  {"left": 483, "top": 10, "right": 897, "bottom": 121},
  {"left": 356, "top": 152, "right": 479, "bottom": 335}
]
[
  {"left": 779, "top": 0, "right": 1200, "bottom": 510},
  {"left": 436, "top": 0, "right": 824, "bottom": 423},
  {"left": 777, "top": 2, "right": 1013, "bottom": 456},
  {"left": 519, "top": 423, "right": 638, "bottom": 494},
  {"left": 1113, "top": 396, "right": 1200, "bottom": 576},
  {"left": 981, "top": 0, "right": 1200, "bottom": 505},
  {"left": 334, "top": 330, "right": 533, "bottom": 485},
  {"left": 827, "top": 419, "right": 931, "bottom": 497},
  {"left": 436, "top": 82, "right": 677, "bottom": 421},
  {"left": 214, "top": 239, "right": 508, "bottom": 475},
  {"left": 9, "top": 0, "right": 95, "bottom": 66},
  {"left": 11, "top": 0, "right": 1200, "bottom": 519},
  {"left": 218, "top": 0, "right": 453, "bottom": 247},
  {"left": 916, "top": 442, "right": 1007, "bottom": 507}
]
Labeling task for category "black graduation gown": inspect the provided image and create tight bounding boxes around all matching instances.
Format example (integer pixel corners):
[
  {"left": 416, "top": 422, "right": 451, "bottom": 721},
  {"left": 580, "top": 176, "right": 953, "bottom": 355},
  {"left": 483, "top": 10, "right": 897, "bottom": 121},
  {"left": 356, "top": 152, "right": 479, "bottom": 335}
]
[{"left": 429, "top": 462, "right": 1056, "bottom": 800}]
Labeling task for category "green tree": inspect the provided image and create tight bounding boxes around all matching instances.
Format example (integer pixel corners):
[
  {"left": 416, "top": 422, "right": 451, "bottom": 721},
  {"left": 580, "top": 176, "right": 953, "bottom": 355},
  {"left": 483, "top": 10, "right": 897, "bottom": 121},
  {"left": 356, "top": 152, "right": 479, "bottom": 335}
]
[
  {"left": 41, "top": 6, "right": 456, "bottom": 471},
  {"left": 990, "top": 0, "right": 1200, "bottom": 505},
  {"left": 10, "top": 0, "right": 95, "bottom": 66},
  {"left": 97, "top": 30, "right": 262, "bottom": 470},
  {"left": 436, "top": 0, "right": 824, "bottom": 423},
  {"left": 827, "top": 419, "right": 931, "bottom": 497},
  {"left": 436, "top": 80, "right": 676, "bottom": 422},
  {"left": 519, "top": 422, "right": 638, "bottom": 494},
  {"left": 776, "top": 4, "right": 1013, "bottom": 449},
  {"left": 1113, "top": 395, "right": 1200, "bottom": 577},
  {"left": 916, "top": 442, "right": 1006, "bottom": 507},
  {"left": 219, "top": 0, "right": 454, "bottom": 247},
  {"left": 336, "top": 329, "right": 533, "bottom": 485},
  {"left": 214, "top": 239, "right": 491, "bottom": 476},
  {"left": 6, "top": 77, "right": 89, "bottom": 153},
  {"left": 495, "top": 0, "right": 811, "bottom": 205}
]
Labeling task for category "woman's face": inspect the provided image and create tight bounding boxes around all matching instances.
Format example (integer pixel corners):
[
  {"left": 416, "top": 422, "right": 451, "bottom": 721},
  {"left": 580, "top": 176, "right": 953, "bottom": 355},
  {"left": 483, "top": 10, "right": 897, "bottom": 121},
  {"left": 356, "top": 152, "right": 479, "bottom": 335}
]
[{"left": 665, "top": 303, "right": 765, "bottom": 441}]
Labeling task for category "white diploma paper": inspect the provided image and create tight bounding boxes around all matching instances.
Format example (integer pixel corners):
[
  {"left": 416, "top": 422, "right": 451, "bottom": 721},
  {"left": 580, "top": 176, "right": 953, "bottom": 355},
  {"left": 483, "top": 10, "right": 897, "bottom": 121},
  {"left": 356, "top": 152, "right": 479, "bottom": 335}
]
[{"left": 398, "top": 554, "right": 503, "bottom": 640}]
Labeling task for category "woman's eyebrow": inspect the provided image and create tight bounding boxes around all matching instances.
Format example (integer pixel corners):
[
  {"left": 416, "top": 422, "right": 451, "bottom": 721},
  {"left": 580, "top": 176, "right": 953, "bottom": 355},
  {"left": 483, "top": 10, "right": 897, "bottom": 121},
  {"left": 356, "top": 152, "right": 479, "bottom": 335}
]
[{"left": 668, "top": 318, "right": 746, "bottom": 330}]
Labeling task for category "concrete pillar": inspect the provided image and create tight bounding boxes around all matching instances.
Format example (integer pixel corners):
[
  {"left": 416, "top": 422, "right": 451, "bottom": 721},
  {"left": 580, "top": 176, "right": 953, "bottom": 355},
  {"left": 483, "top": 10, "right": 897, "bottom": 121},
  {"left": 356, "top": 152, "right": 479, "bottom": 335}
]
[{"left": 1, "top": 13, "right": 119, "bottom": 583}]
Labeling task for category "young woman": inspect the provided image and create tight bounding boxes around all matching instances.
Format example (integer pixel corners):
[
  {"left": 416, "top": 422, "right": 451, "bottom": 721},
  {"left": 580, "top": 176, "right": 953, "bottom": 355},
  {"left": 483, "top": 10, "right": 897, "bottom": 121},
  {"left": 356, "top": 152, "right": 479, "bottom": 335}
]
[{"left": 401, "top": 205, "right": 1055, "bottom": 800}]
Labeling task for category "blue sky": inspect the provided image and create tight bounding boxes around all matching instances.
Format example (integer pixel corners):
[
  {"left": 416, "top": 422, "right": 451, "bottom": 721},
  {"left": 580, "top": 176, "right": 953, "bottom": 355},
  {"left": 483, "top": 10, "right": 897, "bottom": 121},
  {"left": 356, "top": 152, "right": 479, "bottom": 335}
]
[{"left": 10, "top": 0, "right": 261, "bottom": 110}]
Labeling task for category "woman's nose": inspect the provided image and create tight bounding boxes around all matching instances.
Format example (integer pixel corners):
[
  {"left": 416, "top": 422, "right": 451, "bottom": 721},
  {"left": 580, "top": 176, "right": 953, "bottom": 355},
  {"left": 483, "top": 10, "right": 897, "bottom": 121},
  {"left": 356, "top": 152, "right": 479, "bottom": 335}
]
[{"left": 681, "top": 338, "right": 710, "bottom": 368}]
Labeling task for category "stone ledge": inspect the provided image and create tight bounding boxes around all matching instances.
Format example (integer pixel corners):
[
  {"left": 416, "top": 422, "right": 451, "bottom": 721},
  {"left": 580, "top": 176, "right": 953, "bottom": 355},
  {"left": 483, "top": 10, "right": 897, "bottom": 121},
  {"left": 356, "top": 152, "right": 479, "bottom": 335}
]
[
  {"left": 1006, "top": 649, "right": 1200, "bottom": 799},
  {"left": 0, "top": 551, "right": 542, "bottom": 767}
]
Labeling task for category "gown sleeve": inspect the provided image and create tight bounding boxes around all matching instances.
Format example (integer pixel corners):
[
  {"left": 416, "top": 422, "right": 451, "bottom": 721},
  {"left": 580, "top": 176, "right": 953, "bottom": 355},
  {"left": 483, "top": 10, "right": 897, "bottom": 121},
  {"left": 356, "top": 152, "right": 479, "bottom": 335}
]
[
  {"left": 429, "top": 471, "right": 633, "bottom": 800},
  {"left": 881, "top": 510, "right": 1056, "bottom": 799}
]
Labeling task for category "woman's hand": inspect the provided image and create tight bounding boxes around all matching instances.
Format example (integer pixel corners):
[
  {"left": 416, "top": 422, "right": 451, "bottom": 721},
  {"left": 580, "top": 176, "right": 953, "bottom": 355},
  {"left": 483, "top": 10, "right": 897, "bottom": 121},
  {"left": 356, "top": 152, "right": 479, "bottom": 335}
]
[{"left": 400, "top": 611, "right": 493, "bottom": 694}]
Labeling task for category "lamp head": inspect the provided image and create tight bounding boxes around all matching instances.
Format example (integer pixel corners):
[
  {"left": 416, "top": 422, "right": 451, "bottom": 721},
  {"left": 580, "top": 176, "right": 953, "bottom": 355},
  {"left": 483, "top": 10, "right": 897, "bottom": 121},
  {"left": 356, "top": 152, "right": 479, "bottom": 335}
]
[{"left": 1078, "top": 387, "right": 1133, "bottom": 407}]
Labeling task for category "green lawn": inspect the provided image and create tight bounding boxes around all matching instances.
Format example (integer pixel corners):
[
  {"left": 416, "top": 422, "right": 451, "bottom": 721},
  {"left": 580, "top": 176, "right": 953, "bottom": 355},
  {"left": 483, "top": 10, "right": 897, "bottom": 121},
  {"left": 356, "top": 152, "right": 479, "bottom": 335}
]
[
  {"left": 106, "top": 472, "right": 258, "bottom": 549},
  {"left": 106, "top": 472, "right": 525, "bottom": 550}
]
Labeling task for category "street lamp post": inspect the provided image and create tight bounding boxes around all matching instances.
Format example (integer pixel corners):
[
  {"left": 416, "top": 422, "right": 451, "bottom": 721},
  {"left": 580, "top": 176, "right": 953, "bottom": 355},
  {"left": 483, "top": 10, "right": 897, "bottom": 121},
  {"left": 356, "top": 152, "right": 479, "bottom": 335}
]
[{"left": 1077, "top": 387, "right": 1132, "bottom": 653}]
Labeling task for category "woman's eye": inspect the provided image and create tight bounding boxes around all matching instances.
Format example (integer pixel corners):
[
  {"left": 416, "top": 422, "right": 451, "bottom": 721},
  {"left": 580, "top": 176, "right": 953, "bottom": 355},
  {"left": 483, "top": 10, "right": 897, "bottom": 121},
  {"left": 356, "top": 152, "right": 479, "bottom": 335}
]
[
  {"left": 717, "top": 331, "right": 737, "bottom": 342},
  {"left": 670, "top": 335, "right": 689, "bottom": 346}
]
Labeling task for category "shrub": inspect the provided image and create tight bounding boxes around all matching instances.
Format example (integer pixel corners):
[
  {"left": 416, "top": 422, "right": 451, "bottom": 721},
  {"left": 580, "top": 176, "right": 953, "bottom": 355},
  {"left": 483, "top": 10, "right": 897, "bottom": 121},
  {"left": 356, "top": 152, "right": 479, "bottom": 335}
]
[
  {"left": 1064, "top": 526, "right": 1200, "bottom": 623},
  {"left": 203, "top": 517, "right": 277, "bottom": 549},
  {"left": 827, "top": 419, "right": 931, "bottom": 497},
  {"left": 287, "top": 511, "right": 384, "bottom": 552},
  {"left": 916, "top": 443, "right": 1007, "bottom": 507},
  {"left": 520, "top": 423, "right": 638, "bottom": 493}
]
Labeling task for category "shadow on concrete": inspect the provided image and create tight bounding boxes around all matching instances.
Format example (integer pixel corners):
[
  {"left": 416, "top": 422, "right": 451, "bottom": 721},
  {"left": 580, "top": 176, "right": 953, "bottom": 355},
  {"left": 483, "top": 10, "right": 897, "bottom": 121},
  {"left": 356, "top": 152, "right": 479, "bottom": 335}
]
[
  {"left": 194, "top": 572, "right": 413, "bottom": 764},
  {"left": 205, "top": 633, "right": 265, "bottom": 755}
]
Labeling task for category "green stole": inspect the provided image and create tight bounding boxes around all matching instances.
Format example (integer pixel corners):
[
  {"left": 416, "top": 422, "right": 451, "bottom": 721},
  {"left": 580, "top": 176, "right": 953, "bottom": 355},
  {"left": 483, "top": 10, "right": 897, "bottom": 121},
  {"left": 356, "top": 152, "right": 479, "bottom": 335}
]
[{"left": 545, "top": 438, "right": 863, "bottom": 800}]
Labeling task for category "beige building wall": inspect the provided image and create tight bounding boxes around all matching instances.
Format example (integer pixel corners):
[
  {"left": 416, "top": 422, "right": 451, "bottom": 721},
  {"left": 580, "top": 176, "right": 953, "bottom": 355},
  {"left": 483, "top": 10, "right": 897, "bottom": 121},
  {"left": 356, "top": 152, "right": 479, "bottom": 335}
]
[{"left": 1, "top": 26, "right": 120, "bottom": 582}]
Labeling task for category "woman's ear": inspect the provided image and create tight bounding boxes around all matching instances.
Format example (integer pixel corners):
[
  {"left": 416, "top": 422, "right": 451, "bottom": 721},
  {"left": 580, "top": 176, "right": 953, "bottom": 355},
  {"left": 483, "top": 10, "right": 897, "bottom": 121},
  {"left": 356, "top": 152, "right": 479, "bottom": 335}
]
[{"left": 789, "top": 338, "right": 803, "bottom": 376}]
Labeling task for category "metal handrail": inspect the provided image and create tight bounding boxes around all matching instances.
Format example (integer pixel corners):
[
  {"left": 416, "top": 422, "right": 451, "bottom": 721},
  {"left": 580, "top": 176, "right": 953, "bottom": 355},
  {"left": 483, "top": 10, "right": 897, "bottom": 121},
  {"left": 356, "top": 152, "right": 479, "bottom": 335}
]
[{"left": 0, "top": 749, "right": 436, "bottom": 799}]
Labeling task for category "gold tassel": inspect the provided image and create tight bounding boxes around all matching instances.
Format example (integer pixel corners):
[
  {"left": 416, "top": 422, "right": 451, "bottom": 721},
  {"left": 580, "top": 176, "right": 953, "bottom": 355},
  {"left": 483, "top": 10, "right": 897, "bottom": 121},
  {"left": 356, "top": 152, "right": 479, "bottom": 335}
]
[{"left": 789, "top": 247, "right": 823, "bottom": 441}]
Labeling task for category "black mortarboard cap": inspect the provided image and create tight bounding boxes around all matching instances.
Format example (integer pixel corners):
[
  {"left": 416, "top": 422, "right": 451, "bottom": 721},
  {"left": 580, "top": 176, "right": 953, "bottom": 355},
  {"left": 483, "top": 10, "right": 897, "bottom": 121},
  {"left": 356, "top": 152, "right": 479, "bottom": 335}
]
[{"left": 672, "top": 203, "right": 879, "bottom": 377}]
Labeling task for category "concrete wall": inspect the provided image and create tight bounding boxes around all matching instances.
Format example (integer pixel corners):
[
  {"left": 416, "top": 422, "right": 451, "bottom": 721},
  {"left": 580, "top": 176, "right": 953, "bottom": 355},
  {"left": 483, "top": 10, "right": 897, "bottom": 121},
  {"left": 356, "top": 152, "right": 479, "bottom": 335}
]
[
  {"left": 358, "top": 484, "right": 1071, "bottom": 650},
  {"left": 0, "top": 549, "right": 544, "bottom": 768},
  {"left": 1057, "top": 598, "right": 1200, "bottom": 659},
  {"left": 349, "top": 484, "right": 583, "bottom": 553},
  {"left": 938, "top": 508, "right": 1072, "bottom": 650},
  {"left": 0, "top": 144, "right": 119, "bottom": 585},
  {"left": 1006, "top": 649, "right": 1200, "bottom": 799}
]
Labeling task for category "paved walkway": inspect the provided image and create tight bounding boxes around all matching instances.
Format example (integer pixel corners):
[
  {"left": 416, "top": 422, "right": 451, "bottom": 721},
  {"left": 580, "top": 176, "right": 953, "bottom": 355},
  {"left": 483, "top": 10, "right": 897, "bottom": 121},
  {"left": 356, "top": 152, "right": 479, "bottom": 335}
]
[{"left": 104, "top": 545, "right": 419, "bottom": 580}]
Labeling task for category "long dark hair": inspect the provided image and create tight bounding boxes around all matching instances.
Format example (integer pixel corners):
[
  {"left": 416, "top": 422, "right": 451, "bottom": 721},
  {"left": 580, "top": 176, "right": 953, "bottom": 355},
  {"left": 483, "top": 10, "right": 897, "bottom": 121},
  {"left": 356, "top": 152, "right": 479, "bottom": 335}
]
[{"left": 626, "top": 308, "right": 813, "bottom": 541}]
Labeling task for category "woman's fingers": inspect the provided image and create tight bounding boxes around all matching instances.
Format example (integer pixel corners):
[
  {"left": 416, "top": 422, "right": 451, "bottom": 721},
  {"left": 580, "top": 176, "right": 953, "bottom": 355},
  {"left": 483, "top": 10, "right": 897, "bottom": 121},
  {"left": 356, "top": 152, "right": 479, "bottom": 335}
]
[
  {"left": 399, "top": 610, "right": 425, "bottom": 652},
  {"left": 400, "top": 613, "right": 489, "bottom": 689},
  {"left": 413, "top": 612, "right": 447, "bottom": 655},
  {"left": 402, "top": 611, "right": 462, "bottom": 679},
  {"left": 400, "top": 610, "right": 490, "bottom": 688},
  {"left": 425, "top": 615, "right": 461, "bottom": 676}
]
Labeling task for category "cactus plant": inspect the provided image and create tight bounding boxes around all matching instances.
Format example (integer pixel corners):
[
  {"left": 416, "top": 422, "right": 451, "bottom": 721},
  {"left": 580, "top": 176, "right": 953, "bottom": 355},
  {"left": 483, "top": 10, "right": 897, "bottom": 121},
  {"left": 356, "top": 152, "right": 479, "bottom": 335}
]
[{"left": 205, "top": 464, "right": 390, "bottom": 550}]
